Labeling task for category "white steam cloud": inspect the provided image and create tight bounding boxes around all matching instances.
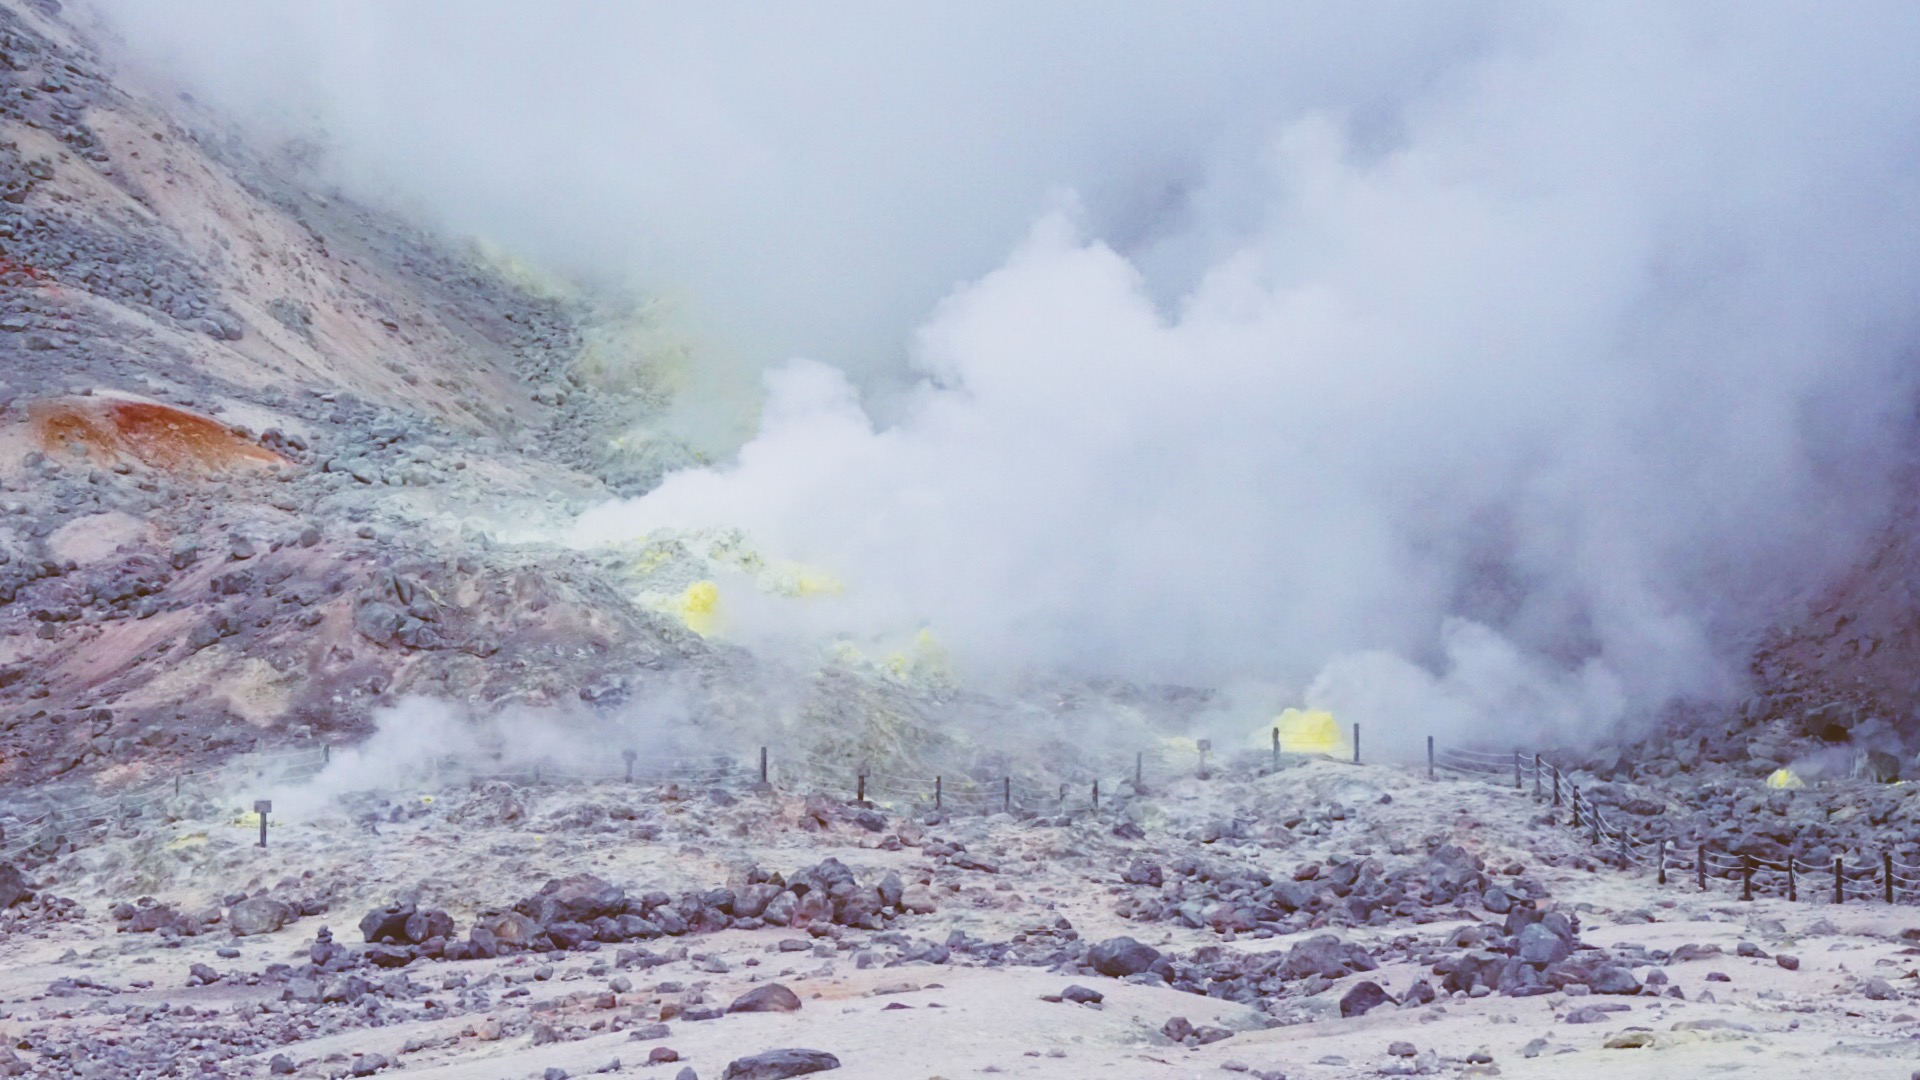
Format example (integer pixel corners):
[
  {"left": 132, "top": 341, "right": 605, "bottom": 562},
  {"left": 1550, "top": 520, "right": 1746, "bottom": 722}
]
[
  {"left": 96, "top": 3, "right": 1920, "bottom": 750},
  {"left": 271, "top": 690, "right": 717, "bottom": 821}
]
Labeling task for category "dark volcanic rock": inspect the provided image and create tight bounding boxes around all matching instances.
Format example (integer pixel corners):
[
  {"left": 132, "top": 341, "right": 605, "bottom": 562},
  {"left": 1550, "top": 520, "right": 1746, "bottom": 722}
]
[
  {"left": 722, "top": 1048, "right": 841, "bottom": 1079},
  {"left": 728, "top": 984, "right": 802, "bottom": 1013},
  {"left": 1282, "top": 934, "right": 1378, "bottom": 979},
  {"left": 229, "top": 897, "right": 292, "bottom": 937},
  {"left": 1088, "top": 936, "right": 1162, "bottom": 977},
  {"left": 1588, "top": 964, "right": 1643, "bottom": 995},
  {"left": 359, "top": 903, "right": 415, "bottom": 944},
  {"left": 1339, "top": 980, "right": 1394, "bottom": 1018},
  {"left": 519, "top": 874, "right": 627, "bottom": 924},
  {"left": 0, "top": 864, "right": 30, "bottom": 909}
]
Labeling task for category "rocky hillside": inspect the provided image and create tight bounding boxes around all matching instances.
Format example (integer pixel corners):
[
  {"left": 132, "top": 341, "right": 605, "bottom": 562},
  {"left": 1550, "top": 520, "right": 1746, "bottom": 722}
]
[
  {"left": 0, "top": 0, "right": 724, "bottom": 787},
  {"left": 0, "top": 0, "right": 1915, "bottom": 805}
]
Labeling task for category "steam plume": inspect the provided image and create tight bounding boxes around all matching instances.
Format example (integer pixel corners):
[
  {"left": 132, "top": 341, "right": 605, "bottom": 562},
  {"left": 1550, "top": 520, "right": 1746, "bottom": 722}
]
[{"left": 98, "top": 2, "right": 1920, "bottom": 751}]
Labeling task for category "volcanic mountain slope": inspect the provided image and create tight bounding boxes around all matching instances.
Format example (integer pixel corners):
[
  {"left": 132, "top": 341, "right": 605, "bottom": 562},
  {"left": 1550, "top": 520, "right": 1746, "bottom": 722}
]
[
  {"left": 0, "top": 0, "right": 1915, "bottom": 804},
  {"left": 0, "top": 0, "right": 734, "bottom": 788}
]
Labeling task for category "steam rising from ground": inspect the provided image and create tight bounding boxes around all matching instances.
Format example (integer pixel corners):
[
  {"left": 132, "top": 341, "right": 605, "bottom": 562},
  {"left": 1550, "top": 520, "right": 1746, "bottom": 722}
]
[
  {"left": 99, "top": 4, "right": 1920, "bottom": 750},
  {"left": 272, "top": 694, "right": 712, "bottom": 820}
]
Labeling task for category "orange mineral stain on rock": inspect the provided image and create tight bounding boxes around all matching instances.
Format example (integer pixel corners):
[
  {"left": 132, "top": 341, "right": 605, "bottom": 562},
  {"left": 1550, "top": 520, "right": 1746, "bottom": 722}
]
[{"left": 29, "top": 396, "right": 286, "bottom": 473}]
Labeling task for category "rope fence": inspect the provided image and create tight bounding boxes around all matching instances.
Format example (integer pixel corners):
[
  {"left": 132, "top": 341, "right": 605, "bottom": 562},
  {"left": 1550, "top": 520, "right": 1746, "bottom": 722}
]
[
  {"left": 0, "top": 745, "right": 331, "bottom": 863},
  {"left": 19, "top": 721, "right": 1901, "bottom": 910},
  {"left": 1432, "top": 739, "right": 1912, "bottom": 906},
  {"left": 0, "top": 737, "right": 1240, "bottom": 866}
]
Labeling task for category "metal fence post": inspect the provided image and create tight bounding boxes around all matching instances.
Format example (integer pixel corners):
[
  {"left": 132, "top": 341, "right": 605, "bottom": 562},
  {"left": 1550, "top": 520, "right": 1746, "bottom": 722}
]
[
  {"left": 1787, "top": 856, "right": 1796, "bottom": 902},
  {"left": 1570, "top": 787, "right": 1581, "bottom": 829},
  {"left": 1427, "top": 736, "right": 1435, "bottom": 780},
  {"left": 1887, "top": 852, "right": 1895, "bottom": 904},
  {"left": 1513, "top": 751, "right": 1522, "bottom": 789},
  {"left": 1741, "top": 855, "right": 1754, "bottom": 901},
  {"left": 623, "top": 750, "right": 636, "bottom": 784},
  {"left": 935, "top": 776, "right": 942, "bottom": 811},
  {"left": 1092, "top": 780, "right": 1099, "bottom": 810},
  {"left": 759, "top": 746, "right": 768, "bottom": 785},
  {"left": 1352, "top": 723, "right": 1360, "bottom": 764},
  {"left": 1003, "top": 777, "right": 1011, "bottom": 814},
  {"left": 1552, "top": 767, "right": 1561, "bottom": 807},
  {"left": 1533, "top": 754, "right": 1542, "bottom": 798},
  {"left": 1657, "top": 839, "right": 1667, "bottom": 886},
  {"left": 1272, "top": 727, "right": 1279, "bottom": 771},
  {"left": 1135, "top": 752, "right": 1143, "bottom": 791},
  {"left": 1835, "top": 855, "right": 1844, "bottom": 904},
  {"left": 254, "top": 800, "right": 271, "bottom": 849},
  {"left": 1698, "top": 845, "right": 1706, "bottom": 891}
]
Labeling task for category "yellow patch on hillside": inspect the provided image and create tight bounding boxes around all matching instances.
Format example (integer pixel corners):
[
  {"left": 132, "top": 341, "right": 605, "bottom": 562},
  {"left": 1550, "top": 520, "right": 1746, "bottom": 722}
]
[{"left": 1272, "top": 708, "right": 1347, "bottom": 756}]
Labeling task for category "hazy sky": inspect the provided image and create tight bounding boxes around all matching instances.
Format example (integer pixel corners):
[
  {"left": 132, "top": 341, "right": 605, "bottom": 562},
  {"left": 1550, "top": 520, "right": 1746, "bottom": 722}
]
[{"left": 98, "top": 2, "right": 1920, "bottom": 749}]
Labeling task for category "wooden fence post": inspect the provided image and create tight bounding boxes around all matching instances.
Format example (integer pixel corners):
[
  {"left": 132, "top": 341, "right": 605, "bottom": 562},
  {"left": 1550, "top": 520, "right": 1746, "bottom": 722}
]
[
  {"left": 1656, "top": 839, "right": 1666, "bottom": 886},
  {"left": 1741, "top": 855, "right": 1754, "bottom": 901},
  {"left": 1570, "top": 787, "right": 1581, "bottom": 830},
  {"left": 1272, "top": 727, "right": 1279, "bottom": 772},
  {"left": 856, "top": 772, "right": 866, "bottom": 804},
  {"left": 1552, "top": 767, "right": 1561, "bottom": 807},
  {"left": 759, "top": 746, "right": 768, "bottom": 785},
  {"left": 1887, "top": 852, "right": 1895, "bottom": 904},
  {"left": 935, "top": 776, "right": 942, "bottom": 811},
  {"left": 1003, "top": 777, "right": 1011, "bottom": 814},
  {"left": 1698, "top": 844, "right": 1706, "bottom": 891},
  {"left": 1835, "top": 855, "right": 1844, "bottom": 904},
  {"left": 1513, "top": 751, "right": 1522, "bottom": 789},
  {"left": 1787, "top": 856, "right": 1796, "bottom": 902},
  {"left": 1426, "top": 736, "right": 1435, "bottom": 780},
  {"left": 1534, "top": 754, "right": 1542, "bottom": 798},
  {"left": 1092, "top": 780, "right": 1099, "bottom": 810},
  {"left": 1352, "top": 723, "right": 1361, "bottom": 764},
  {"left": 623, "top": 750, "right": 636, "bottom": 783},
  {"left": 1135, "top": 752, "right": 1143, "bottom": 791}
]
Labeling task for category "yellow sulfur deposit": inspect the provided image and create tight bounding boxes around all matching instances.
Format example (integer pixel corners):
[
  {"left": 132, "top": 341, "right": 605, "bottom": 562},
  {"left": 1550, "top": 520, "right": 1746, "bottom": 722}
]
[
  {"left": 885, "top": 629, "right": 954, "bottom": 685},
  {"left": 229, "top": 811, "right": 275, "bottom": 829},
  {"left": 758, "top": 558, "right": 844, "bottom": 599},
  {"left": 165, "top": 833, "right": 207, "bottom": 851},
  {"left": 1766, "top": 768, "right": 1805, "bottom": 790},
  {"left": 1271, "top": 708, "right": 1348, "bottom": 756},
  {"left": 674, "top": 579, "right": 721, "bottom": 637}
]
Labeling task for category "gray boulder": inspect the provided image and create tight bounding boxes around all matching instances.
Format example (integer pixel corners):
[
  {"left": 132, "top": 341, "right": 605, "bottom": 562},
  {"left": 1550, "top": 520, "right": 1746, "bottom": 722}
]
[
  {"left": 229, "top": 897, "right": 293, "bottom": 937},
  {"left": 1588, "top": 964, "right": 1643, "bottom": 995},
  {"left": 1088, "top": 936, "right": 1161, "bottom": 978},
  {"left": 518, "top": 874, "right": 627, "bottom": 925},
  {"left": 728, "top": 984, "right": 802, "bottom": 1013},
  {"left": 0, "top": 863, "right": 30, "bottom": 909},
  {"left": 1339, "top": 980, "right": 1394, "bottom": 1018},
  {"left": 1282, "top": 934, "right": 1378, "bottom": 979},
  {"left": 1516, "top": 922, "right": 1573, "bottom": 965},
  {"left": 722, "top": 1048, "right": 841, "bottom": 1079}
]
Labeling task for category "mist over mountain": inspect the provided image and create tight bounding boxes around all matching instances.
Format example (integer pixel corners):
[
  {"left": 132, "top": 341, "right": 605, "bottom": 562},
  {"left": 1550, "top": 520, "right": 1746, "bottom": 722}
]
[{"left": 78, "top": 1, "right": 1920, "bottom": 753}]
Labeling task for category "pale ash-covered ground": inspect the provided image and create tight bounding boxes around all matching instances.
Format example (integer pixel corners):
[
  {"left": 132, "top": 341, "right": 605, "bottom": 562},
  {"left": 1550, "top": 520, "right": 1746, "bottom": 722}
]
[{"left": 2, "top": 758, "right": 1917, "bottom": 1080}]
